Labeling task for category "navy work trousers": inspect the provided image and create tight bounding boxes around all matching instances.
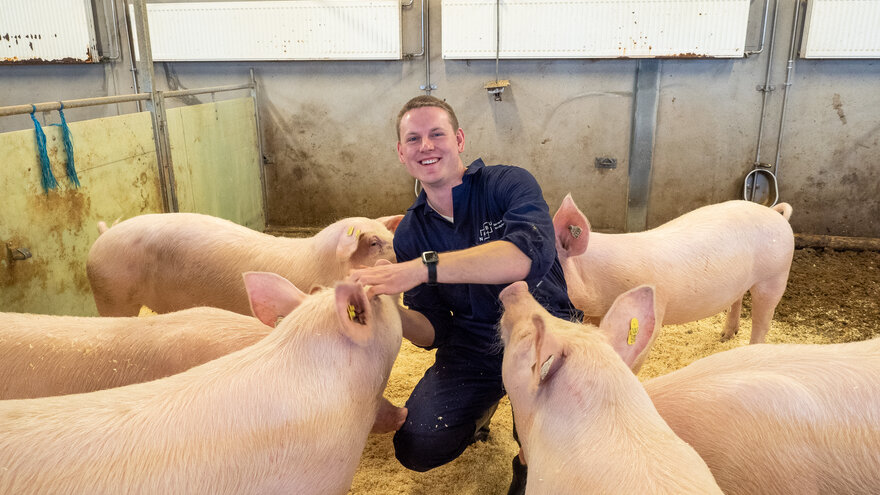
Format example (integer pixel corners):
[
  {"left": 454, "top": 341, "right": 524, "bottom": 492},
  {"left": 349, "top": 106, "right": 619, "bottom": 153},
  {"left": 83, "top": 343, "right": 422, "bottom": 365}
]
[{"left": 393, "top": 344, "right": 506, "bottom": 472}]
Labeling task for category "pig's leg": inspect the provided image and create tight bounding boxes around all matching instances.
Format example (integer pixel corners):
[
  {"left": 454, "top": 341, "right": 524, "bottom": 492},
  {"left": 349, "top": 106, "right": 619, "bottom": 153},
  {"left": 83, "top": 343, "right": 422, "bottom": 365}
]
[
  {"left": 747, "top": 275, "right": 787, "bottom": 344},
  {"left": 720, "top": 297, "right": 743, "bottom": 342}
]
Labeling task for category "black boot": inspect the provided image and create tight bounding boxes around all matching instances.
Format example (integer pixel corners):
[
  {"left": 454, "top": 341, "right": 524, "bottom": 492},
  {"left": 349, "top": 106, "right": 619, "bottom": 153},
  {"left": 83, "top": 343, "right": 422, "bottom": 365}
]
[
  {"left": 507, "top": 454, "right": 527, "bottom": 495},
  {"left": 473, "top": 402, "right": 499, "bottom": 443}
]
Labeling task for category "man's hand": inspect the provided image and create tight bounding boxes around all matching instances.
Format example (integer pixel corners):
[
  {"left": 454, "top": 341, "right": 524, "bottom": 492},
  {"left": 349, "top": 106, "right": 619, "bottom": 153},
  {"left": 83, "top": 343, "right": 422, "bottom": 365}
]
[{"left": 349, "top": 258, "right": 425, "bottom": 298}]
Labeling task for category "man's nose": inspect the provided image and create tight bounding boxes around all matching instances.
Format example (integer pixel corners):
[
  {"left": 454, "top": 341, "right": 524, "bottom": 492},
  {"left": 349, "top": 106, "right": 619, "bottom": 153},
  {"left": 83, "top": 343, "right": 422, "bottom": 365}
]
[{"left": 419, "top": 137, "right": 434, "bottom": 151}]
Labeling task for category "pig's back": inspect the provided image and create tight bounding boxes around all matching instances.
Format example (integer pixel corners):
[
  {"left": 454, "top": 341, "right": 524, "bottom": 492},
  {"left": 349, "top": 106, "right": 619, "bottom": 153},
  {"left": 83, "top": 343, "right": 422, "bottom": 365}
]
[
  {"left": 88, "top": 213, "right": 307, "bottom": 315},
  {"left": 586, "top": 201, "right": 793, "bottom": 323},
  {"left": 645, "top": 339, "right": 880, "bottom": 495},
  {"left": 0, "top": 308, "right": 269, "bottom": 399}
]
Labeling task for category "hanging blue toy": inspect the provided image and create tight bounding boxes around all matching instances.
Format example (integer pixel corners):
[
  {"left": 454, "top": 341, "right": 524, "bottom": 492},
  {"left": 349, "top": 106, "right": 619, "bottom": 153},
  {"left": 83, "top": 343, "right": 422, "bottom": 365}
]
[
  {"left": 30, "top": 104, "right": 58, "bottom": 194},
  {"left": 57, "top": 102, "right": 80, "bottom": 188}
]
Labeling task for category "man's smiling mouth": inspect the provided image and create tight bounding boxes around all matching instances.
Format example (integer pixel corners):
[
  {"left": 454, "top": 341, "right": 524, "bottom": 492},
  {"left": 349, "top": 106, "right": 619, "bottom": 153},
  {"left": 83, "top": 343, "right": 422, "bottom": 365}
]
[{"left": 420, "top": 158, "right": 439, "bottom": 165}]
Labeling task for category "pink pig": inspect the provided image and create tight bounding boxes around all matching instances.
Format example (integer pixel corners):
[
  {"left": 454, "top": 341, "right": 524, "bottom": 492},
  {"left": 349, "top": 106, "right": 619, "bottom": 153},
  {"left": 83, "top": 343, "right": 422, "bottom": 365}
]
[
  {"left": 498, "top": 281, "right": 722, "bottom": 494},
  {"left": 87, "top": 212, "right": 403, "bottom": 316},
  {"left": 553, "top": 195, "right": 794, "bottom": 343},
  {"left": 0, "top": 273, "right": 402, "bottom": 494},
  {"left": 645, "top": 338, "right": 880, "bottom": 494},
  {"left": 0, "top": 308, "right": 268, "bottom": 400}
]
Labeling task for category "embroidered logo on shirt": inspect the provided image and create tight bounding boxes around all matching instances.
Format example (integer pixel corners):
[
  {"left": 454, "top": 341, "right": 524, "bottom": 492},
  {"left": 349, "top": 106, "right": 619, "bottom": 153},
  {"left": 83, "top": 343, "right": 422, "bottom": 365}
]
[{"left": 478, "top": 220, "right": 505, "bottom": 242}]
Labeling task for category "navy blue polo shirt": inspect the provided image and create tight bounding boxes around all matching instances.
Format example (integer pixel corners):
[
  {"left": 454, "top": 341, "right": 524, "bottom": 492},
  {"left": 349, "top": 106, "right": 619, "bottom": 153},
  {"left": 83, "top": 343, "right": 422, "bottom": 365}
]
[{"left": 394, "top": 159, "right": 582, "bottom": 355}]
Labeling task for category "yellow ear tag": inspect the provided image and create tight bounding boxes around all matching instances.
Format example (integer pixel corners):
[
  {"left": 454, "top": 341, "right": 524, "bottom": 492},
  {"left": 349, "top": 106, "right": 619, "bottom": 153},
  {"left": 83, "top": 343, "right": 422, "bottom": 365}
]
[
  {"left": 347, "top": 304, "right": 357, "bottom": 321},
  {"left": 628, "top": 318, "right": 639, "bottom": 345},
  {"left": 346, "top": 226, "right": 354, "bottom": 236},
  {"left": 355, "top": 229, "right": 361, "bottom": 238}
]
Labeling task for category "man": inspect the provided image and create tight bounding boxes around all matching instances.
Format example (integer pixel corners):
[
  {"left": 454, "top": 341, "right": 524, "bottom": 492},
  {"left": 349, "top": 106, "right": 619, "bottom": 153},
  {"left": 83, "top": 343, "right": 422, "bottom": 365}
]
[{"left": 350, "top": 95, "right": 581, "bottom": 493}]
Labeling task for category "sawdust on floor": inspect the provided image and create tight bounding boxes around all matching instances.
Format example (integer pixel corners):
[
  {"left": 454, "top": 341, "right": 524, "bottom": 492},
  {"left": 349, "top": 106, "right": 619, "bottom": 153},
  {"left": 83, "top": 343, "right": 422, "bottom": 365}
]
[{"left": 349, "top": 248, "right": 880, "bottom": 494}]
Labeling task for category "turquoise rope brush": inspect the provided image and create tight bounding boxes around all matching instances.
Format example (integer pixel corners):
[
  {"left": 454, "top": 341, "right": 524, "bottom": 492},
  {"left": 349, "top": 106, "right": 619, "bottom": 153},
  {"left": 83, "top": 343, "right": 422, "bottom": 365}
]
[{"left": 30, "top": 105, "right": 58, "bottom": 193}]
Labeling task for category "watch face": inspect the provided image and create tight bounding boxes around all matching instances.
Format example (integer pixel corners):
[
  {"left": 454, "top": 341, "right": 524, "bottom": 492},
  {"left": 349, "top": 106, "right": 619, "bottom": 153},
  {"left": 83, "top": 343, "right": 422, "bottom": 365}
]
[{"left": 422, "top": 251, "right": 439, "bottom": 264}]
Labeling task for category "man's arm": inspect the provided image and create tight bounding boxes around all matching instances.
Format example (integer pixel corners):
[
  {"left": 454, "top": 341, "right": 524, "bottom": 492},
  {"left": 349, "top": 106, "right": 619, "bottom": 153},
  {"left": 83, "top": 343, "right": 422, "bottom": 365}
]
[
  {"left": 397, "top": 304, "right": 436, "bottom": 347},
  {"left": 350, "top": 240, "right": 531, "bottom": 297}
]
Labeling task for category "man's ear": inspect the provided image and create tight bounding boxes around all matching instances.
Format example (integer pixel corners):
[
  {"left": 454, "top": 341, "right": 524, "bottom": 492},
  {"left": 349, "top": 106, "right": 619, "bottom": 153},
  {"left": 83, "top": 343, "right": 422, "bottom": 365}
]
[{"left": 456, "top": 128, "right": 465, "bottom": 153}]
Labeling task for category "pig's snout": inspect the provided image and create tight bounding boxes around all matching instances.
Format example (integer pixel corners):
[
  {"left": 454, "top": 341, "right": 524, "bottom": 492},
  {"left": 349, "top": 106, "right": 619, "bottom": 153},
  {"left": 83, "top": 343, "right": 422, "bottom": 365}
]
[{"left": 500, "top": 281, "right": 529, "bottom": 307}]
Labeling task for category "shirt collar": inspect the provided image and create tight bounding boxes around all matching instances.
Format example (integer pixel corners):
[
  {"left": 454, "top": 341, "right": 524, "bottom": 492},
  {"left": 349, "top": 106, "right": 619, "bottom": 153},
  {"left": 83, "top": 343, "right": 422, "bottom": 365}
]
[{"left": 409, "top": 158, "right": 486, "bottom": 216}]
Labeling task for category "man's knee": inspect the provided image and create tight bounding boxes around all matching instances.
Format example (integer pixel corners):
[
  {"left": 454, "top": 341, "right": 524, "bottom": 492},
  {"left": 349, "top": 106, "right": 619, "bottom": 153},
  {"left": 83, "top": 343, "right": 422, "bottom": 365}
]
[{"left": 393, "top": 424, "right": 474, "bottom": 472}]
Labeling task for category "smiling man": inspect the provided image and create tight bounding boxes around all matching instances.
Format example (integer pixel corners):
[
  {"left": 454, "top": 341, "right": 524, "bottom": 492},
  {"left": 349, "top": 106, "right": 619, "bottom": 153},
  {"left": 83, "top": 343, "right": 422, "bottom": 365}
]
[{"left": 350, "top": 95, "right": 581, "bottom": 494}]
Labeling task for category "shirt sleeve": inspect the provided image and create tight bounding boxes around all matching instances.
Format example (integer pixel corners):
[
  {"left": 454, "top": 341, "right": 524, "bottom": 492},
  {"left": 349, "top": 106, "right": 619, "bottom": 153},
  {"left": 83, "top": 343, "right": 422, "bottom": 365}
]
[
  {"left": 490, "top": 166, "right": 558, "bottom": 284},
  {"left": 393, "top": 220, "right": 453, "bottom": 350}
]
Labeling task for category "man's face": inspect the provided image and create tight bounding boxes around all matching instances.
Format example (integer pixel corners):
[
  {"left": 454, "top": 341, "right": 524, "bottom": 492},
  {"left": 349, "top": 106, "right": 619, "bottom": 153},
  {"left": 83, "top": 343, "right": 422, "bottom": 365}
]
[{"left": 397, "top": 106, "right": 466, "bottom": 190}]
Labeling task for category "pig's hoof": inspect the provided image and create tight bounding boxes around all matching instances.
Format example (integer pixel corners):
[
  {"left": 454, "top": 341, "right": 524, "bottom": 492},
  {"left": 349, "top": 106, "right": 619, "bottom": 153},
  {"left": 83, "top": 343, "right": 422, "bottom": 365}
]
[{"left": 371, "top": 404, "right": 407, "bottom": 434}]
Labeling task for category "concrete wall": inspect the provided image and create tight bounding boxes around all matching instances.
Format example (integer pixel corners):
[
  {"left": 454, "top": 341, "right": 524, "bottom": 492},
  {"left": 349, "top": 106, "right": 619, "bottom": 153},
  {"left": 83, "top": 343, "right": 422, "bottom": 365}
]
[{"left": 2, "top": 0, "right": 878, "bottom": 237}]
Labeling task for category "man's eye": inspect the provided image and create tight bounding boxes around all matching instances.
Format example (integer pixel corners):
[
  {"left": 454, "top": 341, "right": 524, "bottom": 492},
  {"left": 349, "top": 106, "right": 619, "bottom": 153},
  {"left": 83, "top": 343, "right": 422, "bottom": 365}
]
[{"left": 407, "top": 136, "right": 418, "bottom": 142}]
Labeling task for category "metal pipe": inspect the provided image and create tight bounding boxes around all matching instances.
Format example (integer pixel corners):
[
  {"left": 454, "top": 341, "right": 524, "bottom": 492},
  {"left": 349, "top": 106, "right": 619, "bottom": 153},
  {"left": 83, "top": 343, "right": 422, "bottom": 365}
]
[
  {"left": 164, "top": 83, "right": 252, "bottom": 98},
  {"left": 403, "top": 0, "right": 425, "bottom": 58},
  {"left": 0, "top": 83, "right": 252, "bottom": 118},
  {"left": 122, "top": 0, "right": 142, "bottom": 112},
  {"left": 250, "top": 67, "right": 270, "bottom": 223},
  {"left": 102, "top": 0, "right": 123, "bottom": 61},
  {"left": 744, "top": 0, "right": 771, "bottom": 56},
  {"left": 419, "top": 0, "right": 435, "bottom": 94},
  {"left": 753, "top": 0, "right": 780, "bottom": 167},
  {"left": 773, "top": 0, "right": 804, "bottom": 184},
  {"left": 0, "top": 94, "right": 151, "bottom": 117},
  {"left": 495, "top": 0, "right": 501, "bottom": 83}
]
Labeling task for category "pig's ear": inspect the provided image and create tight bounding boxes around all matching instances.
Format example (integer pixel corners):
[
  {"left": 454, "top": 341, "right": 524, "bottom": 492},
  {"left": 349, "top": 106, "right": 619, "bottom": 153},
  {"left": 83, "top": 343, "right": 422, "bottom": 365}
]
[
  {"left": 334, "top": 281, "right": 373, "bottom": 346},
  {"left": 336, "top": 225, "right": 363, "bottom": 262},
  {"left": 243, "top": 272, "right": 309, "bottom": 327},
  {"left": 552, "top": 193, "right": 590, "bottom": 257},
  {"left": 598, "top": 285, "right": 657, "bottom": 372},
  {"left": 376, "top": 214, "right": 404, "bottom": 233},
  {"left": 532, "top": 315, "right": 565, "bottom": 386}
]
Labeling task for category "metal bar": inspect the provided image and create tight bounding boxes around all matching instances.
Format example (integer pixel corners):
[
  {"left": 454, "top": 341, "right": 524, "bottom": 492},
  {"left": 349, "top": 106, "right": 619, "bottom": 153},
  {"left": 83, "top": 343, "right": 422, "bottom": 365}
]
[
  {"left": 625, "top": 59, "right": 661, "bottom": 233},
  {"left": 0, "top": 83, "right": 253, "bottom": 118},
  {"left": 103, "top": 0, "right": 123, "bottom": 61},
  {"left": 753, "top": 0, "right": 780, "bottom": 167},
  {"left": 773, "top": 0, "right": 805, "bottom": 185},
  {"left": 495, "top": 0, "right": 500, "bottom": 83},
  {"left": 404, "top": 0, "right": 425, "bottom": 58},
  {"left": 152, "top": 90, "right": 179, "bottom": 212},
  {"left": 744, "top": 0, "right": 771, "bottom": 56},
  {"left": 164, "top": 83, "right": 252, "bottom": 98},
  {"left": 0, "top": 93, "right": 151, "bottom": 117},
  {"left": 250, "top": 68, "right": 269, "bottom": 225},
  {"left": 123, "top": 0, "right": 142, "bottom": 111},
  {"left": 419, "top": 0, "right": 435, "bottom": 93},
  {"left": 132, "top": 0, "right": 176, "bottom": 213}
]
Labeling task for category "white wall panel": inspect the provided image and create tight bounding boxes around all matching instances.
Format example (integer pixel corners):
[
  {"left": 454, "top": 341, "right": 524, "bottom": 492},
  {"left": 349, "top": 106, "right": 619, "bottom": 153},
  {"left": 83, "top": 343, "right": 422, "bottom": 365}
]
[
  {"left": 801, "top": 0, "right": 880, "bottom": 58},
  {"left": 131, "top": 1, "right": 401, "bottom": 61},
  {"left": 1, "top": 0, "right": 98, "bottom": 63},
  {"left": 442, "top": 0, "right": 750, "bottom": 59}
]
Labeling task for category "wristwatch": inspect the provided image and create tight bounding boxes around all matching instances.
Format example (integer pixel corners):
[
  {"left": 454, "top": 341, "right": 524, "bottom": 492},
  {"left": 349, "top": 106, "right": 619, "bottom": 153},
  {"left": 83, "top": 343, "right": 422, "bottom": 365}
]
[{"left": 421, "top": 250, "right": 439, "bottom": 286}]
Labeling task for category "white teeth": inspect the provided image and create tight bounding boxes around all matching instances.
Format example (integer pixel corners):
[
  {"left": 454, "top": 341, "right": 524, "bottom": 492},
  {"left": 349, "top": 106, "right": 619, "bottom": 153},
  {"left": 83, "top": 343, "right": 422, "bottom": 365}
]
[{"left": 421, "top": 159, "right": 438, "bottom": 165}]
